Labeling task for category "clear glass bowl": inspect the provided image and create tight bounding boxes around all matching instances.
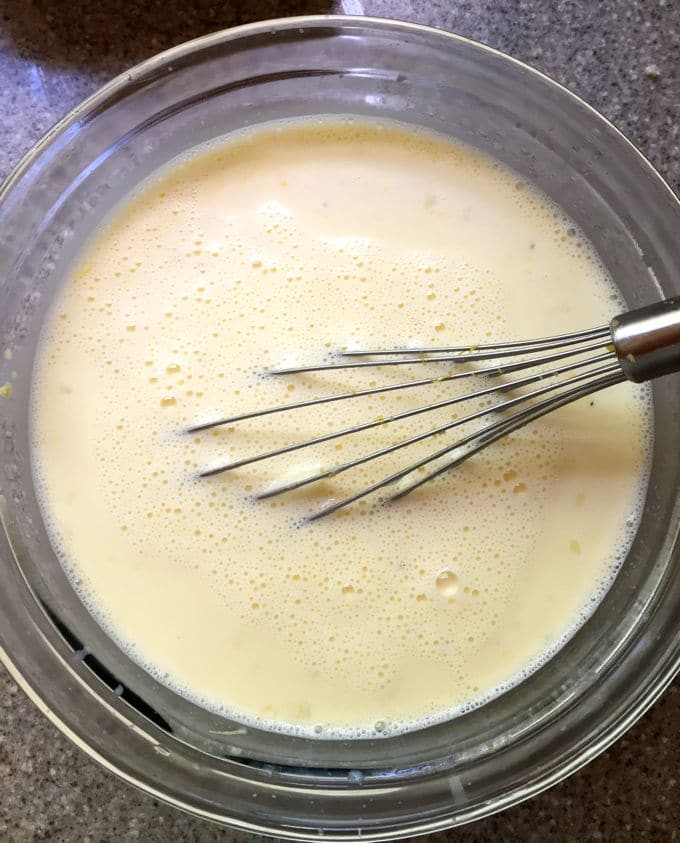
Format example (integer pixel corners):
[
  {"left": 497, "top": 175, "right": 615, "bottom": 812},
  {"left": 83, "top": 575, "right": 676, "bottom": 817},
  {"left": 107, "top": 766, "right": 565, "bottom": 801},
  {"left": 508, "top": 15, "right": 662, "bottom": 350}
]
[{"left": 1, "top": 16, "right": 679, "bottom": 840}]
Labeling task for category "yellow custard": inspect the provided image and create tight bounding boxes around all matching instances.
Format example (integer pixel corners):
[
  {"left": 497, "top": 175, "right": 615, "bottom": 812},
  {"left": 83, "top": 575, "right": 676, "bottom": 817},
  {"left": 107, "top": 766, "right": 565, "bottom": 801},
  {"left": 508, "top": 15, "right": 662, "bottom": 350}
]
[{"left": 31, "top": 120, "right": 651, "bottom": 737}]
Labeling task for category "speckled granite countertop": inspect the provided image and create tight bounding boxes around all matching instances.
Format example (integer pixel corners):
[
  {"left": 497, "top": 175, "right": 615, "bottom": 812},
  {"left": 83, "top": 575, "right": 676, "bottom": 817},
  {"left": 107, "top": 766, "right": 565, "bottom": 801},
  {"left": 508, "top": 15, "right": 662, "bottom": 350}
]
[{"left": 1, "top": 1, "right": 679, "bottom": 839}]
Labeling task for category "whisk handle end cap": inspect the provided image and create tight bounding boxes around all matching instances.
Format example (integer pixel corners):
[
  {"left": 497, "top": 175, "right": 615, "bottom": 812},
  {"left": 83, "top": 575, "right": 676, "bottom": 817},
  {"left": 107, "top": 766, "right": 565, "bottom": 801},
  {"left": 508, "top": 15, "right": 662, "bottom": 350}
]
[{"left": 612, "top": 296, "right": 680, "bottom": 383}]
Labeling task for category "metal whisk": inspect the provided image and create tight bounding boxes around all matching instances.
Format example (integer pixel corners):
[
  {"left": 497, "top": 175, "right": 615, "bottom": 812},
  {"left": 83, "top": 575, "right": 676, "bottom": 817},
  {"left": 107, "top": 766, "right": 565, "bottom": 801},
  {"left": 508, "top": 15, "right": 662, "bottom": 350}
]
[{"left": 189, "top": 297, "right": 680, "bottom": 520}]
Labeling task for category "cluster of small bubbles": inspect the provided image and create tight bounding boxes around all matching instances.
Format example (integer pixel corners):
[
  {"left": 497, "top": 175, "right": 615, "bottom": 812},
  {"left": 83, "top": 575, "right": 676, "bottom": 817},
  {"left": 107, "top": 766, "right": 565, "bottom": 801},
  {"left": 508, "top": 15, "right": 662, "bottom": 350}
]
[{"left": 28, "top": 116, "right": 653, "bottom": 740}]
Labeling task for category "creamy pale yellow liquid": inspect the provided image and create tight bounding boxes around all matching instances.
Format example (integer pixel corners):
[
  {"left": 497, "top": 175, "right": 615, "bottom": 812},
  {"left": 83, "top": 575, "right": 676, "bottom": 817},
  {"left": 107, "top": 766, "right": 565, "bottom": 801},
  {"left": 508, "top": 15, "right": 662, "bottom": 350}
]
[{"left": 32, "top": 121, "right": 651, "bottom": 738}]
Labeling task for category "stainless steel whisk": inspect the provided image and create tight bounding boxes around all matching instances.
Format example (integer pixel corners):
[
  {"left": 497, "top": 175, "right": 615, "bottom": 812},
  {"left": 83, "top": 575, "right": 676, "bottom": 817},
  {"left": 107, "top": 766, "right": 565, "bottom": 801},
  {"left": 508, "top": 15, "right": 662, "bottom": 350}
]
[{"left": 190, "top": 297, "right": 680, "bottom": 520}]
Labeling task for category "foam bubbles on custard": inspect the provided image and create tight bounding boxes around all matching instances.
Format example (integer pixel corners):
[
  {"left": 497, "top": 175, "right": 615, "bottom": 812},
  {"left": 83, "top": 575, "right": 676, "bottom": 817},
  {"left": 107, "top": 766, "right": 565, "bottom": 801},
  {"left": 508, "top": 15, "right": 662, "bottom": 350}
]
[{"left": 31, "top": 118, "right": 652, "bottom": 739}]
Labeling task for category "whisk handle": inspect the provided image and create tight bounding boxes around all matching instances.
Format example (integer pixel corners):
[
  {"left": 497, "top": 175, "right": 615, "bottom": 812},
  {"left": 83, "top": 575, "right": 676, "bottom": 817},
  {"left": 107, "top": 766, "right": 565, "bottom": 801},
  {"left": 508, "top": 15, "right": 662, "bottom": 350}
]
[{"left": 611, "top": 296, "right": 680, "bottom": 383}]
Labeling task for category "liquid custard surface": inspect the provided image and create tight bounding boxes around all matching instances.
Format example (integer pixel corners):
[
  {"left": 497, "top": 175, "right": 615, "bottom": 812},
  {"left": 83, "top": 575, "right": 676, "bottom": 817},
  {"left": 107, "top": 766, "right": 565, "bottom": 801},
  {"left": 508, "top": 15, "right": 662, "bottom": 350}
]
[{"left": 32, "top": 121, "right": 651, "bottom": 737}]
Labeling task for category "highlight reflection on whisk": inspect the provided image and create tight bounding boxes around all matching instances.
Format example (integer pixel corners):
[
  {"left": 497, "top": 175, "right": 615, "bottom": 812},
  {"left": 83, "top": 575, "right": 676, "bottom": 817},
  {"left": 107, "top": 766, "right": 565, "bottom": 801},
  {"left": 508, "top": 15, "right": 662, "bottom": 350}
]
[{"left": 189, "top": 297, "right": 680, "bottom": 520}]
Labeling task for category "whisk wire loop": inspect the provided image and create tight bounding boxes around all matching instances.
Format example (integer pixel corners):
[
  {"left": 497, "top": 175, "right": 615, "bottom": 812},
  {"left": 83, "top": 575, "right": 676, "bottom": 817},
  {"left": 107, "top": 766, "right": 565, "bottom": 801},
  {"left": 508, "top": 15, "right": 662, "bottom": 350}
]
[{"left": 189, "top": 296, "right": 680, "bottom": 519}]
